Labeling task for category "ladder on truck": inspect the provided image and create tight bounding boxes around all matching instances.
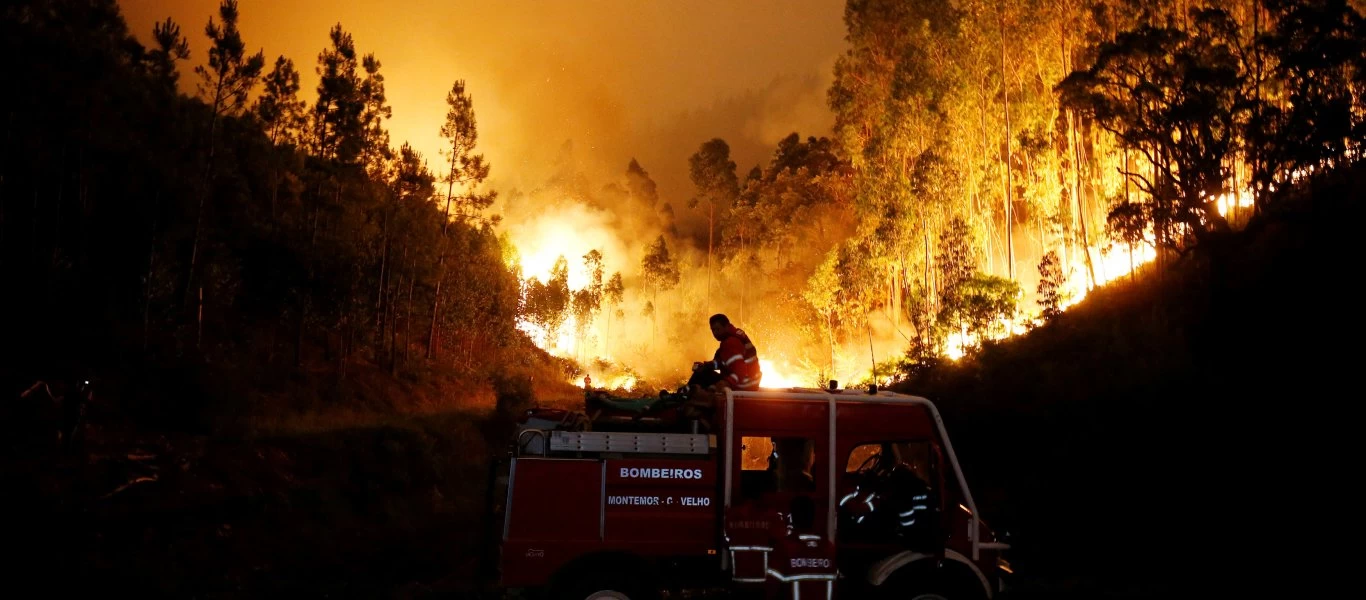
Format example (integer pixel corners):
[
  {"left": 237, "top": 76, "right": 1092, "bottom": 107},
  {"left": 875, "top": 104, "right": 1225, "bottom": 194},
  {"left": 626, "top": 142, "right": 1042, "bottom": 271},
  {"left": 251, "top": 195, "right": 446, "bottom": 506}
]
[{"left": 516, "top": 429, "right": 716, "bottom": 457}]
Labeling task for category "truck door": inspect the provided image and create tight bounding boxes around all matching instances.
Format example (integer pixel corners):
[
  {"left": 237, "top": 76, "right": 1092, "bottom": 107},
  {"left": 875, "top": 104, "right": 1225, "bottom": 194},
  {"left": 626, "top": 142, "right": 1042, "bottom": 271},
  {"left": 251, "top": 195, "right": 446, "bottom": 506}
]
[{"left": 727, "top": 399, "right": 833, "bottom": 537}]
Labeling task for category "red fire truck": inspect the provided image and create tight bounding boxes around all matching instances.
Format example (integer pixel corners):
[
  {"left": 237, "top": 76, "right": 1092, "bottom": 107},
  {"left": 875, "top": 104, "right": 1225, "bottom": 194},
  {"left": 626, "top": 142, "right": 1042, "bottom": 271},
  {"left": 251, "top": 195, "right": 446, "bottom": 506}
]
[{"left": 488, "top": 385, "right": 1011, "bottom": 599}]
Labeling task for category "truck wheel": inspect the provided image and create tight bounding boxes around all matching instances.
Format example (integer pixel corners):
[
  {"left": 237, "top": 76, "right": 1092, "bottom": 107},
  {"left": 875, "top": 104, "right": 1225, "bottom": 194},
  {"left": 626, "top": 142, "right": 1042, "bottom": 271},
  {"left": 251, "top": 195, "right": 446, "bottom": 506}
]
[
  {"left": 556, "top": 569, "right": 653, "bottom": 600},
  {"left": 898, "top": 583, "right": 980, "bottom": 600},
  {"left": 883, "top": 570, "right": 985, "bottom": 600}
]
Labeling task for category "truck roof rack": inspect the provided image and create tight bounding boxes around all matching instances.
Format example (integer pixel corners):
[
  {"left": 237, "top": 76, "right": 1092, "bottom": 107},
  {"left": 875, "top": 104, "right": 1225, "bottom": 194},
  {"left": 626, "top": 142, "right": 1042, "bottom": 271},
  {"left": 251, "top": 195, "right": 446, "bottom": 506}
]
[{"left": 548, "top": 430, "right": 715, "bottom": 456}]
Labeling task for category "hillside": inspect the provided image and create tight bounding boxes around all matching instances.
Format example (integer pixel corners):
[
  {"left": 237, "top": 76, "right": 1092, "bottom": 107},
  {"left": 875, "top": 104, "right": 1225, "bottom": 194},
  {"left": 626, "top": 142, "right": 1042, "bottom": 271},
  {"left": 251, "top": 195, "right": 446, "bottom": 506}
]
[{"left": 895, "top": 165, "right": 1362, "bottom": 597}]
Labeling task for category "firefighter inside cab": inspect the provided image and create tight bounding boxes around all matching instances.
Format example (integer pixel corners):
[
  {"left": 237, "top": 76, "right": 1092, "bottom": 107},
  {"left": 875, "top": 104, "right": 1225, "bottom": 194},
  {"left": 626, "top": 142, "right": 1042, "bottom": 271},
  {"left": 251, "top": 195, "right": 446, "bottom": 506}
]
[{"left": 683, "top": 314, "right": 762, "bottom": 428}]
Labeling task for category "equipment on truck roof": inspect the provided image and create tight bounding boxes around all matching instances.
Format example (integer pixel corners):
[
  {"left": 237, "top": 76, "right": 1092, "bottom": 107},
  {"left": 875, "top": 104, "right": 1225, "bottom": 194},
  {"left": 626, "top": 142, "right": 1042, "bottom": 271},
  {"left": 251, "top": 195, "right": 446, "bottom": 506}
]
[{"left": 582, "top": 387, "right": 712, "bottom": 433}]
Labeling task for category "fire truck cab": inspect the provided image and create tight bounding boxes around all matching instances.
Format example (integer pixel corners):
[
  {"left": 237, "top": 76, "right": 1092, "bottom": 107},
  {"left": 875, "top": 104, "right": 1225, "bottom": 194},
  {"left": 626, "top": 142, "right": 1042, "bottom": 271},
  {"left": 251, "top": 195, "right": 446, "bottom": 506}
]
[{"left": 491, "top": 387, "right": 1010, "bottom": 599}]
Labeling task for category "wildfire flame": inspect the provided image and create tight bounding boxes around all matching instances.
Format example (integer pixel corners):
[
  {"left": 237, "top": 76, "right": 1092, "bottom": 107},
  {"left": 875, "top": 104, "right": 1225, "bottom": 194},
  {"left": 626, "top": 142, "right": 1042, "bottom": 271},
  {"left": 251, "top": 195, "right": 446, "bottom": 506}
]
[
  {"left": 514, "top": 212, "right": 611, "bottom": 290},
  {"left": 759, "top": 359, "right": 809, "bottom": 389},
  {"left": 510, "top": 182, "right": 1260, "bottom": 385},
  {"left": 574, "top": 372, "right": 638, "bottom": 392},
  {"left": 945, "top": 185, "right": 1256, "bottom": 361},
  {"left": 516, "top": 316, "right": 578, "bottom": 354}
]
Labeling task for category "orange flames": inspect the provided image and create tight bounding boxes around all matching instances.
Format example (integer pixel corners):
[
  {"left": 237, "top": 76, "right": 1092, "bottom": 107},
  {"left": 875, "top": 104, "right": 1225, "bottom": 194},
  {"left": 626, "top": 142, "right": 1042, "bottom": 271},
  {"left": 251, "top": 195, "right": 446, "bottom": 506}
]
[{"left": 511, "top": 183, "right": 1258, "bottom": 385}]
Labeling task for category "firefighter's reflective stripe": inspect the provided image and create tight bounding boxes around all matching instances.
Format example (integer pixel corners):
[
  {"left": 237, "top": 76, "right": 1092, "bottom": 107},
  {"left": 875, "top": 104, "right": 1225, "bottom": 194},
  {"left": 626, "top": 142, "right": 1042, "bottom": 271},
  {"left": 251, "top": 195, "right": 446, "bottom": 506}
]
[
  {"left": 728, "top": 546, "right": 772, "bottom": 583},
  {"left": 715, "top": 328, "right": 761, "bottom": 390},
  {"left": 727, "top": 372, "right": 760, "bottom": 390},
  {"left": 768, "top": 531, "right": 836, "bottom": 600},
  {"left": 726, "top": 502, "right": 785, "bottom": 584},
  {"left": 766, "top": 569, "right": 835, "bottom": 600}
]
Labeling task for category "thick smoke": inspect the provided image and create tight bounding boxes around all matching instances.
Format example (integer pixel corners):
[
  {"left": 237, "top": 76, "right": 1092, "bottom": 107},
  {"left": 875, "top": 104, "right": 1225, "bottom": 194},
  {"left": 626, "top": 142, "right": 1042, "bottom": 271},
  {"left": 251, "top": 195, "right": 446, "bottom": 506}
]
[{"left": 122, "top": 0, "right": 903, "bottom": 389}]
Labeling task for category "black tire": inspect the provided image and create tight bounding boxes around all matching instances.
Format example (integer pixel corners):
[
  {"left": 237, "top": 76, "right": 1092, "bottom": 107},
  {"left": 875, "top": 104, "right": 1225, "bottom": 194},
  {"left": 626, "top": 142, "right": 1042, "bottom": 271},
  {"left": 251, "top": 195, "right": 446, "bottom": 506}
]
[
  {"left": 554, "top": 568, "right": 655, "bottom": 600},
  {"left": 882, "top": 567, "right": 987, "bottom": 600}
]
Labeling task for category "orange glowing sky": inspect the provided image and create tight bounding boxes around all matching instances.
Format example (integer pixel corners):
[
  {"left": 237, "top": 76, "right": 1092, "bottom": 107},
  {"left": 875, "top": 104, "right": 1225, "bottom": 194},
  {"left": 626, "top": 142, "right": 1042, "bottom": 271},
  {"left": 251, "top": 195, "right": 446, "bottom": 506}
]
[{"left": 120, "top": 0, "right": 846, "bottom": 201}]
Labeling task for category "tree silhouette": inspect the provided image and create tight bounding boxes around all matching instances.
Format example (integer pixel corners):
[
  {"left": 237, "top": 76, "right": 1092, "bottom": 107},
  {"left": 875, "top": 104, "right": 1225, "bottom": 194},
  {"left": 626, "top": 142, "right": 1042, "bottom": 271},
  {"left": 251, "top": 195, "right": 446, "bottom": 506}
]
[
  {"left": 640, "top": 235, "right": 680, "bottom": 350},
  {"left": 688, "top": 138, "right": 738, "bottom": 308},
  {"left": 603, "top": 271, "right": 625, "bottom": 356},
  {"left": 1059, "top": 8, "right": 1246, "bottom": 250},
  {"left": 146, "top": 17, "right": 190, "bottom": 91},
  {"left": 1036, "top": 250, "right": 1066, "bottom": 321}
]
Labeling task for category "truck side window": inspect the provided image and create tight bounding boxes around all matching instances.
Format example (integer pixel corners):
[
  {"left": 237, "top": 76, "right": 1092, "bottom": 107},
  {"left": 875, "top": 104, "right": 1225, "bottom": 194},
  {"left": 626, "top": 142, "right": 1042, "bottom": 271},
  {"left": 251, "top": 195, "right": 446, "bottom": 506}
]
[
  {"left": 740, "top": 437, "right": 774, "bottom": 471},
  {"left": 739, "top": 436, "right": 818, "bottom": 494}
]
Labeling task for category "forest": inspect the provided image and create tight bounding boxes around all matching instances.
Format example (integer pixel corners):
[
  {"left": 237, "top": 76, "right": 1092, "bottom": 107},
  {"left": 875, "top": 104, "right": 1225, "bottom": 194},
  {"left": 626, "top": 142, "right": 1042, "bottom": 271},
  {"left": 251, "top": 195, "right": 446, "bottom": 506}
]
[
  {"left": 2, "top": 0, "right": 1364, "bottom": 421},
  {"left": 3, "top": 0, "right": 1362, "bottom": 597}
]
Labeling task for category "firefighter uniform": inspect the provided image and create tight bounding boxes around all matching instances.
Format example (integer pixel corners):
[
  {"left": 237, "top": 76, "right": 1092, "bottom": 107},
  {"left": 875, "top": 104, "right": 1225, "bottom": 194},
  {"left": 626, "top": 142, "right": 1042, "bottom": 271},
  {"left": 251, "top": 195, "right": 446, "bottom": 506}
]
[
  {"left": 766, "top": 531, "right": 837, "bottom": 600},
  {"left": 724, "top": 500, "right": 787, "bottom": 584},
  {"left": 713, "top": 326, "right": 762, "bottom": 390}
]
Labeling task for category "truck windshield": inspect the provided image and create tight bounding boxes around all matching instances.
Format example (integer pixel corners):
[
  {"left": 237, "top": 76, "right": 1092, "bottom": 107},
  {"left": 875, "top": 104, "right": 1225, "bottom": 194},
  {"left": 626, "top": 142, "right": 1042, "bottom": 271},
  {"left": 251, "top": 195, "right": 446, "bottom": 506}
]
[{"left": 845, "top": 441, "right": 931, "bottom": 484}]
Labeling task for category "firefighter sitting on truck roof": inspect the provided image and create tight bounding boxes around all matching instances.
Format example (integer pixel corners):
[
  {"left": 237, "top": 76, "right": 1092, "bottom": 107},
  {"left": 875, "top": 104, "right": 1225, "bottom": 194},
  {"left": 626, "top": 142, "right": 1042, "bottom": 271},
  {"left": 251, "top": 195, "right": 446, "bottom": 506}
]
[
  {"left": 682, "top": 314, "right": 761, "bottom": 430},
  {"left": 686, "top": 313, "right": 762, "bottom": 393}
]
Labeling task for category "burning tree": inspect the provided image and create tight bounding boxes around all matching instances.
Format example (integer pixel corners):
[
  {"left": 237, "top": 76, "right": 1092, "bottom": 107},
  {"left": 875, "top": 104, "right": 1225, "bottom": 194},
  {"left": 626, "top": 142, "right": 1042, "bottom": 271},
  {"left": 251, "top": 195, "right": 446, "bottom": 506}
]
[
  {"left": 933, "top": 216, "right": 1020, "bottom": 352},
  {"left": 603, "top": 272, "right": 625, "bottom": 355},
  {"left": 640, "top": 236, "right": 680, "bottom": 351},
  {"left": 571, "top": 250, "right": 605, "bottom": 360},
  {"left": 688, "top": 139, "right": 739, "bottom": 309},
  {"left": 524, "top": 257, "right": 571, "bottom": 350},
  {"left": 1058, "top": 7, "right": 1247, "bottom": 251}
]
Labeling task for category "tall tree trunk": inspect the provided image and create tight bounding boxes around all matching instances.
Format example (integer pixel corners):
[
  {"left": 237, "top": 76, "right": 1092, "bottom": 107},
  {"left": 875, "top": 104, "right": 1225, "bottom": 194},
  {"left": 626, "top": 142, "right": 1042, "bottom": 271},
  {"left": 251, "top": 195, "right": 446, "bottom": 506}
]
[
  {"left": 706, "top": 200, "right": 714, "bottom": 309},
  {"left": 1125, "top": 146, "right": 1134, "bottom": 283},
  {"left": 864, "top": 304, "right": 876, "bottom": 382},
  {"left": 1000, "top": 11, "right": 1016, "bottom": 281},
  {"left": 427, "top": 267, "right": 443, "bottom": 360},
  {"left": 739, "top": 224, "right": 745, "bottom": 323},
  {"left": 827, "top": 312, "right": 835, "bottom": 378},
  {"left": 405, "top": 267, "right": 414, "bottom": 364},
  {"left": 923, "top": 211, "right": 932, "bottom": 330},
  {"left": 896, "top": 257, "right": 905, "bottom": 329},
  {"left": 1252, "top": 0, "right": 1262, "bottom": 212},
  {"left": 391, "top": 275, "right": 401, "bottom": 377},
  {"left": 979, "top": 97, "right": 995, "bottom": 274},
  {"left": 1058, "top": 21, "right": 1075, "bottom": 281},
  {"left": 1124, "top": 146, "right": 1130, "bottom": 205},
  {"left": 186, "top": 87, "right": 225, "bottom": 308},
  {"left": 375, "top": 210, "right": 389, "bottom": 354},
  {"left": 1068, "top": 111, "right": 1097, "bottom": 288},
  {"left": 1230, "top": 154, "right": 1239, "bottom": 226},
  {"left": 428, "top": 138, "right": 461, "bottom": 361}
]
